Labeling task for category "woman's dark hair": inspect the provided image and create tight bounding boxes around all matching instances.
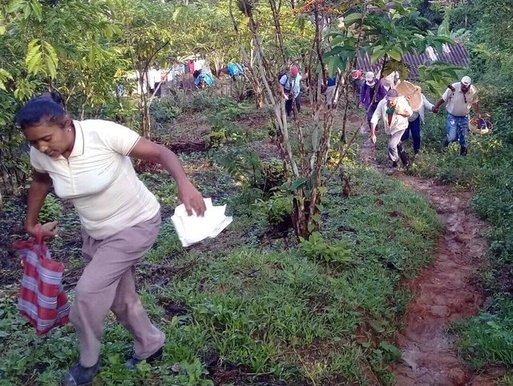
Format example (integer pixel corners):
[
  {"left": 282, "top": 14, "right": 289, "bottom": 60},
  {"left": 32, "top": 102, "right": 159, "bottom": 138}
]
[
  {"left": 193, "top": 69, "right": 201, "bottom": 79},
  {"left": 40, "top": 90, "right": 64, "bottom": 106},
  {"left": 16, "top": 96, "right": 67, "bottom": 131}
]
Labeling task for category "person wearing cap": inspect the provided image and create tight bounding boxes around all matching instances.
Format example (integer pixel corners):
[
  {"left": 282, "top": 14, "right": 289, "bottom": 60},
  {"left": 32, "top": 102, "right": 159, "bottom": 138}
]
[
  {"left": 432, "top": 75, "right": 480, "bottom": 156},
  {"left": 370, "top": 89, "right": 413, "bottom": 169},
  {"left": 280, "top": 65, "right": 302, "bottom": 117},
  {"left": 401, "top": 93, "right": 436, "bottom": 155},
  {"left": 359, "top": 71, "right": 388, "bottom": 130}
]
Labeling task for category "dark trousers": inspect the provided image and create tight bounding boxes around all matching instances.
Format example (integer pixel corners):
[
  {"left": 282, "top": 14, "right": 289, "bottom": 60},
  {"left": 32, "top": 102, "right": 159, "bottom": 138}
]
[
  {"left": 285, "top": 94, "right": 301, "bottom": 117},
  {"left": 366, "top": 102, "right": 379, "bottom": 125},
  {"left": 401, "top": 116, "right": 421, "bottom": 154}
]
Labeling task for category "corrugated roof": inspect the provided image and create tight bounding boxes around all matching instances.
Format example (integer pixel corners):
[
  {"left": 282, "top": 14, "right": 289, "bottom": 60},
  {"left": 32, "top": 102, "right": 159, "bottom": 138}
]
[{"left": 356, "top": 42, "right": 469, "bottom": 79}]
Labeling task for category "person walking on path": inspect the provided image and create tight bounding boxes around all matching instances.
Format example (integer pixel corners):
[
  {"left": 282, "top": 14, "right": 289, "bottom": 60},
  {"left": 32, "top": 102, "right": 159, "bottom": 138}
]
[
  {"left": 279, "top": 64, "right": 302, "bottom": 117},
  {"left": 359, "top": 71, "right": 388, "bottom": 131},
  {"left": 16, "top": 95, "right": 206, "bottom": 386},
  {"left": 370, "top": 89, "right": 413, "bottom": 169},
  {"left": 324, "top": 71, "right": 340, "bottom": 109},
  {"left": 402, "top": 93, "right": 436, "bottom": 155},
  {"left": 432, "top": 75, "right": 480, "bottom": 156}
]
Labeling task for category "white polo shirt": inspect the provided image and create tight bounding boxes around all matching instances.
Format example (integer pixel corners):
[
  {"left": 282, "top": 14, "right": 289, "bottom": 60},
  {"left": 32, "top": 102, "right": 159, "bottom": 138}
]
[
  {"left": 30, "top": 120, "right": 160, "bottom": 240},
  {"left": 442, "top": 82, "right": 478, "bottom": 117}
]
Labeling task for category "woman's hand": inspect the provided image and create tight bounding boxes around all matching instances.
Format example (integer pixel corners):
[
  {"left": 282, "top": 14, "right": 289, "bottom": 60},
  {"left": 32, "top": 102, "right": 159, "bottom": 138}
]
[
  {"left": 26, "top": 221, "right": 58, "bottom": 239},
  {"left": 177, "top": 180, "right": 206, "bottom": 216}
]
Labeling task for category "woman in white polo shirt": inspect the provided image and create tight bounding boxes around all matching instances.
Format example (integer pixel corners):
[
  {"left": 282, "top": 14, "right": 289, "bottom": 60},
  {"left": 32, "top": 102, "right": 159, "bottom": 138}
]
[{"left": 16, "top": 96, "right": 206, "bottom": 386}]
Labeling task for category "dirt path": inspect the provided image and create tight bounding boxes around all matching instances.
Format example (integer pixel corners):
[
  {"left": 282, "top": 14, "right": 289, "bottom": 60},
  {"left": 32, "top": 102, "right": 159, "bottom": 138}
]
[{"left": 359, "top": 139, "right": 498, "bottom": 385}]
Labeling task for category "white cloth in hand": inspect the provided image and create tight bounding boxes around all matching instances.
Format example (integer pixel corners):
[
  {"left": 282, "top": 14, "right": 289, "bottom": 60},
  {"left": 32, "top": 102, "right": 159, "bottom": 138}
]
[{"left": 171, "top": 198, "right": 233, "bottom": 247}]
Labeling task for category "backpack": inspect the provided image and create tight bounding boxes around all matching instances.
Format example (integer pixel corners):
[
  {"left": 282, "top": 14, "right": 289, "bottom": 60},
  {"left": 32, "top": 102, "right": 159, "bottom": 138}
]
[{"left": 277, "top": 70, "right": 287, "bottom": 83}]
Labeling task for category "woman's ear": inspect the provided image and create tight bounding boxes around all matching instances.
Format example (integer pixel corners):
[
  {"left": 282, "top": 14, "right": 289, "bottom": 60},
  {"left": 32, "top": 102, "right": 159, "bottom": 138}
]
[{"left": 61, "top": 116, "right": 73, "bottom": 130}]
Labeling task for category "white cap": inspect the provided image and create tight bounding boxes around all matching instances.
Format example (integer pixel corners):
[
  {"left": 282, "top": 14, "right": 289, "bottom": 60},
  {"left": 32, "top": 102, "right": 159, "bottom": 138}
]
[
  {"left": 461, "top": 76, "right": 471, "bottom": 86},
  {"left": 365, "top": 71, "right": 375, "bottom": 82}
]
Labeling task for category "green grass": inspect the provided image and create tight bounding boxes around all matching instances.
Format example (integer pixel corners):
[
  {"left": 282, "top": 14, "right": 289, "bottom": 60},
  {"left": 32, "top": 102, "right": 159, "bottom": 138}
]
[
  {"left": 0, "top": 161, "right": 441, "bottom": 385},
  {"left": 0, "top": 96, "right": 442, "bottom": 385},
  {"left": 399, "top": 106, "right": 513, "bottom": 377}
]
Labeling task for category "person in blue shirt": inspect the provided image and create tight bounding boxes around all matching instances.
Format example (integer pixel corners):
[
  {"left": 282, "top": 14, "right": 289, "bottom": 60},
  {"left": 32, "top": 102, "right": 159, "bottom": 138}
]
[
  {"left": 325, "top": 73, "right": 339, "bottom": 109},
  {"left": 193, "top": 70, "right": 214, "bottom": 89},
  {"left": 218, "top": 63, "right": 244, "bottom": 81}
]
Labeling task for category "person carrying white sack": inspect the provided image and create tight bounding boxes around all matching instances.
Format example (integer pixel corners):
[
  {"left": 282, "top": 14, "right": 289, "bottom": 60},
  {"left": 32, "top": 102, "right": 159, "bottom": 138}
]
[
  {"left": 370, "top": 89, "right": 413, "bottom": 169},
  {"left": 16, "top": 94, "right": 206, "bottom": 386}
]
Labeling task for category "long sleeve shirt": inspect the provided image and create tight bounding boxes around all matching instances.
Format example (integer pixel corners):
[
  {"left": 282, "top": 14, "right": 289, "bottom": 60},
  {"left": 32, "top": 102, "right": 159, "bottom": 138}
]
[
  {"left": 360, "top": 82, "right": 387, "bottom": 109},
  {"left": 371, "top": 97, "right": 413, "bottom": 135}
]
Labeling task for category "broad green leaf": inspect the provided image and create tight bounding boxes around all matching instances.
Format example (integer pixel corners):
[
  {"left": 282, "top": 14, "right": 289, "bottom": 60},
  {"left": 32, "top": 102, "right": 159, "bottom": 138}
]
[
  {"left": 30, "top": 0, "right": 43, "bottom": 21},
  {"left": 387, "top": 47, "right": 402, "bottom": 61},
  {"left": 0, "top": 69, "right": 13, "bottom": 91},
  {"left": 42, "top": 41, "right": 58, "bottom": 78},
  {"left": 7, "top": 0, "right": 25, "bottom": 13},
  {"left": 343, "top": 13, "right": 362, "bottom": 26},
  {"left": 26, "top": 39, "right": 42, "bottom": 75},
  {"left": 290, "top": 177, "right": 307, "bottom": 191},
  {"left": 370, "top": 47, "right": 385, "bottom": 64}
]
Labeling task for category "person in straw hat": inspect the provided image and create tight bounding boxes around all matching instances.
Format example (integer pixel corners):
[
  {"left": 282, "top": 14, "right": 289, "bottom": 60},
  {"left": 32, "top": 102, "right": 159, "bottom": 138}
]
[
  {"left": 395, "top": 81, "right": 436, "bottom": 155},
  {"left": 432, "top": 75, "right": 480, "bottom": 156},
  {"left": 370, "top": 89, "right": 413, "bottom": 169}
]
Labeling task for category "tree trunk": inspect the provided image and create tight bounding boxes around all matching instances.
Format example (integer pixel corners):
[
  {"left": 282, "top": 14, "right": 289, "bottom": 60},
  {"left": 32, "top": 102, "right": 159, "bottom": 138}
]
[
  {"left": 292, "top": 194, "right": 320, "bottom": 239},
  {"left": 141, "top": 92, "right": 151, "bottom": 139},
  {"left": 138, "top": 71, "right": 151, "bottom": 139},
  {"left": 255, "top": 84, "right": 264, "bottom": 108}
]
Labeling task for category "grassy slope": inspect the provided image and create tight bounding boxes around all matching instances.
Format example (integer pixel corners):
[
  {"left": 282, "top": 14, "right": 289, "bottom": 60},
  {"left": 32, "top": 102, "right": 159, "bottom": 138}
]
[{"left": 0, "top": 96, "right": 441, "bottom": 385}]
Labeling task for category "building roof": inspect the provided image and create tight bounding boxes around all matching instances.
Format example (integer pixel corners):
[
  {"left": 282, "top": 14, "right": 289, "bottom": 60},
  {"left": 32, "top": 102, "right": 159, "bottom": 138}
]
[{"left": 356, "top": 42, "right": 469, "bottom": 79}]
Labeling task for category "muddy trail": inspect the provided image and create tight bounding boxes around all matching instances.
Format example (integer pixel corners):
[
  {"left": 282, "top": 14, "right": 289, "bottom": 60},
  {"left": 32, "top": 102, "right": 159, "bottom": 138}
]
[{"left": 360, "top": 139, "right": 500, "bottom": 385}]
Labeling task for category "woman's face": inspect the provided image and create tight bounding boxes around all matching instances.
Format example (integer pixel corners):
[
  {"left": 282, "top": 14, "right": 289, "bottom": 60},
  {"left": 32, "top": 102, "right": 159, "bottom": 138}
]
[
  {"left": 23, "top": 120, "right": 73, "bottom": 158},
  {"left": 387, "top": 98, "right": 398, "bottom": 108}
]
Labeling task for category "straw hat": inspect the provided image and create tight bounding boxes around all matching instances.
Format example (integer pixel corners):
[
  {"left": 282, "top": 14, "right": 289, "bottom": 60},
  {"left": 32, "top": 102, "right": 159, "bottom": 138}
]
[{"left": 395, "top": 81, "right": 422, "bottom": 111}]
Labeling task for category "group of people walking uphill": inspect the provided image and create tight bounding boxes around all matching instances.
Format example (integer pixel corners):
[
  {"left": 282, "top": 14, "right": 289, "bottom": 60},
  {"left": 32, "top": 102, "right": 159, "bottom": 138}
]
[
  {"left": 13, "top": 62, "right": 480, "bottom": 385},
  {"left": 364, "top": 72, "right": 480, "bottom": 170}
]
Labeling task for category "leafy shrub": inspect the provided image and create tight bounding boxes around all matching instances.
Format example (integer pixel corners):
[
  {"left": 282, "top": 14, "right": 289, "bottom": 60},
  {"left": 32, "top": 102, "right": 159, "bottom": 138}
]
[
  {"left": 453, "top": 299, "right": 513, "bottom": 369},
  {"left": 207, "top": 125, "right": 245, "bottom": 148},
  {"left": 94, "top": 96, "right": 141, "bottom": 130},
  {"left": 253, "top": 192, "right": 293, "bottom": 225},
  {"left": 212, "top": 148, "right": 285, "bottom": 194},
  {"left": 150, "top": 97, "right": 182, "bottom": 123},
  {"left": 300, "top": 231, "right": 353, "bottom": 266},
  {"left": 39, "top": 193, "right": 63, "bottom": 223}
]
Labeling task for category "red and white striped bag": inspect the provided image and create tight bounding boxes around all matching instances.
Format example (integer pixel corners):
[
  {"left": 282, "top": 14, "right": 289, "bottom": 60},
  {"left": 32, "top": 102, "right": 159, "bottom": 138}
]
[{"left": 14, "top": 227, "right": 70, "bottom": 335}]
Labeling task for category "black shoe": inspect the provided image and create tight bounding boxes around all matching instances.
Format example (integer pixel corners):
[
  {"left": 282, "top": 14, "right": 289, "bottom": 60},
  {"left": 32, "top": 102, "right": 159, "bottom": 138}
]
[
  {"left": 443, "top": 139, "right": 449, "bottom": 147},
  {"left": 397, "top": 144, "right": 410, "bottom": 167},
  {"left": 392, "top": 161, "right": 398, "bottom": 168},
  {"left": 460, "top": 146, "right": 467, "bottom": 156},
  {"left": 125, "top": 347, "right": 163, "bottom": 369},
  {"left": 62, "top": 361, "right": 100, "bottom": 386}
]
